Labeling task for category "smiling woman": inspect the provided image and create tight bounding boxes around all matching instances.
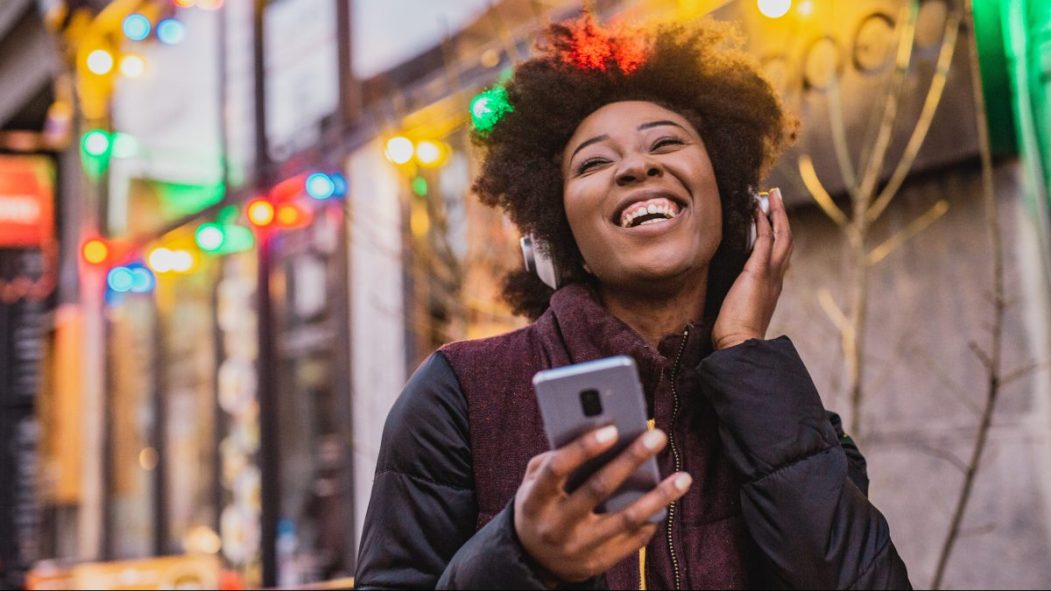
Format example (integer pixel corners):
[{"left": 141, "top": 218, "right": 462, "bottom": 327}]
[{"left": 356, "top": 13, "right": 912, "bottom": 591}]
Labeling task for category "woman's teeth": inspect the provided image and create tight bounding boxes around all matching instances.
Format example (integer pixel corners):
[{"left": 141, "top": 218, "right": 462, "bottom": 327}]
[{"left": 620, "top": 199, "right": 682, "bottom": 228}]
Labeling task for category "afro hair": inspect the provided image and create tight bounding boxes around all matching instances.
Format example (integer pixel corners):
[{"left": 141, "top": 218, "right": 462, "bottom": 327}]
[{"left": 471, "top": 14, "right": 796, "bottom": 320}]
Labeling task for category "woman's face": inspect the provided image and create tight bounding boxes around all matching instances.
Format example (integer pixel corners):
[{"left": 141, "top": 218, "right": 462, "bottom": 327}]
[{"left": 561, "top": 100, "right": 722, "bottom": 292}]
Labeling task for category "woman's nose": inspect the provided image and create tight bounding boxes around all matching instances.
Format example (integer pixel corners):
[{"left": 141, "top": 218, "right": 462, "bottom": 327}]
[{"left": 615, "top": 155, "right": 663, "bottom": 186}]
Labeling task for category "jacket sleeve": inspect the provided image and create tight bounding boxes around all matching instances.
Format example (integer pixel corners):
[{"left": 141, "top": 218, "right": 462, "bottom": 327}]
[
  {"left": 354, "top": 352, "right": 565, "bottom": 590},
  {"left": 696, "top": 336, "right": 911, "bottom": 590}
]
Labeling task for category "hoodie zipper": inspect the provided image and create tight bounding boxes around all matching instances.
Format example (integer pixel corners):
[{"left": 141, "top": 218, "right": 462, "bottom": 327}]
[{"left": 664, "top": 325, "right": 690, "bottom": 590}]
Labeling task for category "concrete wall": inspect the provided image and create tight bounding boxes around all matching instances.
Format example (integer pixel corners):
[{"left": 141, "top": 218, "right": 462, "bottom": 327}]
[{"left": 770, "top": 160, "right": 1051, "bottom": 589}]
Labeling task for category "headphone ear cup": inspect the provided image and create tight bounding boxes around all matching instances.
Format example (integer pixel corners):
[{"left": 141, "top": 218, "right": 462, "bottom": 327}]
[
  {"left": 520, "top": 234, "right": 560, "bottom": 290},
  {"left": 745, "top": 189, "right": 770, "bottom": 252},
  {"left": 520, "top": 235, "right": 537, "bottom": 273}
]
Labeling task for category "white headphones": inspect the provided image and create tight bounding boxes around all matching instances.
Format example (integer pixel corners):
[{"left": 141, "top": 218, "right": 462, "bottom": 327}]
[{"left": 522, "top": 189, "right": 769, "bottom": 290}]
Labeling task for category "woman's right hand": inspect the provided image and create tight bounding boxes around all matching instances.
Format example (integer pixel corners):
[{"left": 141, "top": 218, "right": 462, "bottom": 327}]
[{"left": 513, "top": 425, "right": 693, "bottom": 583}]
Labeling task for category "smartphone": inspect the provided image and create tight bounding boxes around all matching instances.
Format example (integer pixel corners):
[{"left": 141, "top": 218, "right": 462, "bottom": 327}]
[
  {"left": 746, "top": 189, "right": 771, "bottom": 252},
  {"left": 532, "top": 355, "right": 665, "bottom": 523}
]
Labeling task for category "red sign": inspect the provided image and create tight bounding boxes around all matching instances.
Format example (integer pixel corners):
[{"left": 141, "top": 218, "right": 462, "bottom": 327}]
[{"left": 0, "top": 156, "right": 54, "bottom": 248}]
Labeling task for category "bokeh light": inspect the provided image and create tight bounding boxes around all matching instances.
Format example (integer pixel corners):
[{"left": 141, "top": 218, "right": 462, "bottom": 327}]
[
  {"left": 107, "top": 267, "right": 135, "bottom": 292},
  {"left": 120, "top": 55, "right": 146, "bottom": 78},
  {"left": 305, "top": 173, "right": 336, "bottom": 200},
  {"left": 247, "top": 199, "right": 275, "bottom": 226},
  {"left": 157, "top": 19, "right": 186, "bottom": 45},
  {"left": 415, "top": 141, "right": 445, "bottom": 167},
  {"left": 385, "top": 137, "right": 414, "bottom": 165},
  {"left": 195, "top": 223, "right": 225, "bottom": 252},
  {"left": 122, "top": 14, "right": 151, "bottom": 41},
  {"left": 86, "top": 49, "right": 114, "bottom": 75},
  {"left": 82, "top": 130, "right": 110, "bottom": 157},
  {"left": 128, "top": 264, "right": 155, "bottom": 293},
  {"left": 469, "top": 86, "right": 513, "bottom": 133},
  {"left": 758, "top": 0, "right": 792, "bottom": 18},
  {"left": 111, "top": 133, "right": 140, "bottom": 159},
  {"left": 147, "top": 248, "right": 174, "bottom": 273},
  {"left": 82, "top": 239, "right": 109, "bottom": 265}
]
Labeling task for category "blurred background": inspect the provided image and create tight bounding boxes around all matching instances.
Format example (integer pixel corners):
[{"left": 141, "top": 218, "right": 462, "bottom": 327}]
[{"left": 0, "top": 0, "right": 1048, "bottom": 588}]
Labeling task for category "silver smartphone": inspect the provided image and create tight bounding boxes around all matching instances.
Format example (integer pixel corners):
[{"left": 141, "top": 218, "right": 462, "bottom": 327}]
[{"left": 532, "top": 355, "right": 665, "bottom": 523}]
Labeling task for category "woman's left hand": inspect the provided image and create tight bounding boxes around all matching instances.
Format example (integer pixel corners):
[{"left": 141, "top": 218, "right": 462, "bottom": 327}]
[{"left": 711, "top": 187, "right": 793, "bottom": 350}]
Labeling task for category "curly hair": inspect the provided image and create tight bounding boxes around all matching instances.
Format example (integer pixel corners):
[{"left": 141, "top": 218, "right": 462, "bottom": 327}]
[{"left": 471, "top": 14, "right": 795, "bottom": 320}]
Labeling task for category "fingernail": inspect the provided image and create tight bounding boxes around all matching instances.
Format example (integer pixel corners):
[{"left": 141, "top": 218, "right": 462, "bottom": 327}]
[
  {"left": 642, "top": 429, "right": 664, "bottom": 451},
  {"left": 674, "top": 473, "right": 692, "bottom": 491},
  {"left": 774, "top": 187, "right": 783, "bottom": 203},
  {"left": 595, "top": 425, "right": 618, "bottom": 444}
]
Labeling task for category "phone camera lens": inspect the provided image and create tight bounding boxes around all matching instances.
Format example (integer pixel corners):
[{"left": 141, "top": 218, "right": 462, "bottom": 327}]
[{"left": 580, "top": 389, "right": 603, "bottom": 417}]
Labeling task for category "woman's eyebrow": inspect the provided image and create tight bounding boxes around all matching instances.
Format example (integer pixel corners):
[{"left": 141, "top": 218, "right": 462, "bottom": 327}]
[
  {"left": 638, "top": 120, "right": 687, "bottom": 132},
  {"left": 570, "top": 134, "right": 610, "bottom": 160},
  {"left": 569, "top": 120, "right": 688, "bottom": 161}
]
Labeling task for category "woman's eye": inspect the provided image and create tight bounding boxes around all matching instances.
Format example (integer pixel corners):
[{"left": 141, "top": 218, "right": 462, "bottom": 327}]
[
  {"left": 652, "top": 137, "right": 685, "bottom": 150},
  {"left": 576, "top": 158, "right": 608, "bottom": 174}
]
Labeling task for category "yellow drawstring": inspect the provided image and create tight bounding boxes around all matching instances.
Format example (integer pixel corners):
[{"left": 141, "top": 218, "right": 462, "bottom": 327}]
[{"left": 639, "top": 418, "right": 656, "bottom": 589}]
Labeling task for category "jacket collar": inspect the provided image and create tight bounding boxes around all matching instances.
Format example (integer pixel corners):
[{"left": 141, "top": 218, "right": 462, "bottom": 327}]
[{"left": 544, "top": 283, "right": 713, "bottom": 393}]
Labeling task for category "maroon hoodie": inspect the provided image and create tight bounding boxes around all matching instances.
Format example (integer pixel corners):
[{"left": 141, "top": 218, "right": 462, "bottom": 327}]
[{"left": 441, "top": 283, "right": 756, "bottom": 589}]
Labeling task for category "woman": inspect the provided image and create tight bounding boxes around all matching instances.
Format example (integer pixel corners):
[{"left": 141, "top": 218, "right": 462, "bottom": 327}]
[{"left": 356, "top": 14, "right": 911, "bottom": 590}]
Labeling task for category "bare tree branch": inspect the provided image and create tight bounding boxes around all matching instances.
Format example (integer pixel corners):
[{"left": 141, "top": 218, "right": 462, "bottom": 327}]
[
  {"left": 967, "top": 340, "right": 993, "bottom": 372},
  {"left": 1001, "top": 360, "right": 1049, "bottom": 388},
  {"left": 932, "top": 1, "right": 1005, "bottom": 586},
  {"left": 854, "top": 0, "right": 920, "bottom": 201},
  {"left": 866, "top": 199, "right": 950, "bottom": 265},
  {"left": 866, "top": 9, "right": 961, "bottom": 222},
  {"left": 799, "top": 154, "right": 851, "bottom": 228},
  {"left": 903, "top": 437, "right": 969, "bottom": 474}
]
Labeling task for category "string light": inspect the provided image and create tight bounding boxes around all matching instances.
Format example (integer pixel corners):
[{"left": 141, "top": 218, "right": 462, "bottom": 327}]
[
  {"left": 758, "top": 0, "right": 792, "bottom": 18},
  {"left": 247, "top": 199, "right": 275, "bottom": 227},
  {"left": 82, "top": 130, "right": 110, "bottom": 157},
  {"left": 157, "top": 19, "right": 186, "bottom": 45},
  {"left": 195, "top": 223, "right": 225, "bottom": 252},
  {"left": 86, "top": 49, "right": 114, "bottom": 75},
  {"left": 123, "top": 14, "right": 151, "bottom": 41},
  {"left": 120, "top": 55, "right": 146, "bottom": 78},
  {"left": 411, "top": 177, "right": 428, "bottom": 197},
  {"left": 82, "top": 239, "right": 109, "bottom": 265},
  {"left": 415, "top": 141, "right": 447, "bottom": 167},
  {"left": 385, "top": 137, "right": 414, "bottom": 165},
  {"left": 469, "top": 86, "right": 513, "bottom": 134},
  {"left": 305, "top": 173, "right": 336, "bottom": 200},
  {"left": 111, "top": 133, "right": 140, "bottom": 159},
  {"left": 107, "top": 267, "right": 135, "bottom": 292}
]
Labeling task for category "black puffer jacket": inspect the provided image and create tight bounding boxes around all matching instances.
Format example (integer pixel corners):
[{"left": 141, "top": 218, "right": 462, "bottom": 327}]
[{"left": 356, "top": 288, "right": 911, "bottom": 589}]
